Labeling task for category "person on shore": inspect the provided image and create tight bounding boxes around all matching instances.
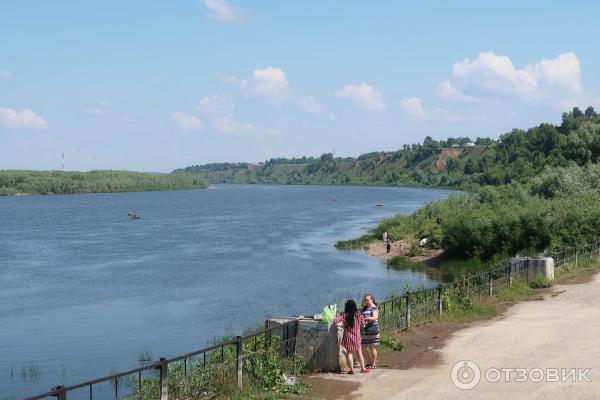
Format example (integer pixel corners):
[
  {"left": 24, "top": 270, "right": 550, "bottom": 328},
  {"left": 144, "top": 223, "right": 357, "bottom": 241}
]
[
  {"left": 361, "top": 294, "right": 380, "bottom": 369},
  {"left": 382, "top": 230, "right": 388, "bottom": 244},
  {"left": 334, "top": 299, "right": 369, "bottom": 374},
  {"left": 386, "top": 239, "right": 392, "bottom": 254}
]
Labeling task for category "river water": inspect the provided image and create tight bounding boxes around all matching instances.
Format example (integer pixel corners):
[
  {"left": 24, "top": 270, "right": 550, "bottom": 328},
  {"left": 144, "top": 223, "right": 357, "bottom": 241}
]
[{"left": 0, "top": 184, "right": 452, "bottom": 398}]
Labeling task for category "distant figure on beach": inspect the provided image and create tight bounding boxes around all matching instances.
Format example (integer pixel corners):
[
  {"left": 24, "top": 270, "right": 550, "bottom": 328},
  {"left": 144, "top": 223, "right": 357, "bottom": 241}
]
[
  {"left": 361, "top": 294, "right": 380, "bottom": 369},
  {"left": 382, "top": 230, "right": 388, "bottom": 244},
  {"left": 334, "top": 299, "right": 369, "bottom": 374},
  {"left": 386, "top": 239, "right": 391, "bottom": 253}
]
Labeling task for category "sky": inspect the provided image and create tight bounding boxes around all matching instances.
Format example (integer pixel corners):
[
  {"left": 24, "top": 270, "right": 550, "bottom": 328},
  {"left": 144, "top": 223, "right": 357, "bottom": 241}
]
[{"left": 1, "top": 1, "right": 600, "bottom": 172}]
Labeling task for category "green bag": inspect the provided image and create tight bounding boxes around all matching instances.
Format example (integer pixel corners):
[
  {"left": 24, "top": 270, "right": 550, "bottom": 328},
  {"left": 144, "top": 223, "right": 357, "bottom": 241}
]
[{"left": 321, "top": 304, "right": 337, "bottom": 323}]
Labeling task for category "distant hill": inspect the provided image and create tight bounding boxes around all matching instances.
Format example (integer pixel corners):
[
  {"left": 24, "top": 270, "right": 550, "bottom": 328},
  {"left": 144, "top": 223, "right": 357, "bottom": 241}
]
[{"left": 175, "top": 107, "right": 600, "bottom": 189}]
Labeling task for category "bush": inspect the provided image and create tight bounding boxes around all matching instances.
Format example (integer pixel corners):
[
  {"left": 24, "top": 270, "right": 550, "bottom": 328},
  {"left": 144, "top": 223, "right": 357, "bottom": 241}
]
[
  {"left": 380, "top": 331, "right": 404, "bottom": 351},
  {"left": 529, "top": 273, "right": 554, "bottom": 289}
]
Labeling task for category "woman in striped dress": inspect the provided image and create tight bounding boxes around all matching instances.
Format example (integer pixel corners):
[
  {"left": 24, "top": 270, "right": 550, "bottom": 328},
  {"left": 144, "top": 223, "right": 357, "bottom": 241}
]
[
  {"left": 361, "top": 293, "right": 380, "bottom": 369},
  {"left": 334, "top": 299, "right": 369, "bottom": 374}
]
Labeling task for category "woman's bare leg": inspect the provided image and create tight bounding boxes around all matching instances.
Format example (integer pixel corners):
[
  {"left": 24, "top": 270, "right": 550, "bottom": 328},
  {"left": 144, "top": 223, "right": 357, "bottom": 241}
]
[
  {"left": 370, "top": 345, "right": 378, "bottom": 367},
  {"left": 346, "top": 352, "right": 354, "bottom": 372},
  {"left": 362, "top": 345, "right": 371, "bottom": 365},
  {"left": 356, "top": 348, "right": 366, "bottom": 369}
]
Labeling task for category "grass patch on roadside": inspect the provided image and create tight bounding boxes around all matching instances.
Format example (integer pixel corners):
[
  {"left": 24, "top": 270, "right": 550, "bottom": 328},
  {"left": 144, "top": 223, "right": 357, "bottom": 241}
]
[
  {"left": 222, "top": 386, "right": 310, "bottom": 400},
  {"left": 380, "top": 331, "right": 405, "bottom": 351},
  {"left": 493, "top": 281, "right": 538, "bottom": 302},
  {"left": 555, "top": 258, "right": 600, "bottom": 283},
  {"left": 440, "top": 299, "right": 497, "bottom": 324},
  {"left": 439, "top": 280, "right": 545, "bottom": 324},
  {"left": 529, "top": 273, "right": 555, "bottom": 288}
]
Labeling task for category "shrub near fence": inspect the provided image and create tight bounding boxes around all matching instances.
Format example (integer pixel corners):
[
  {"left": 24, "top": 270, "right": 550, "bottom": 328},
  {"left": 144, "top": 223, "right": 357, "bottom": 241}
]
[{"left": 23, "top": 241, "right": 600, "bottom": 400}]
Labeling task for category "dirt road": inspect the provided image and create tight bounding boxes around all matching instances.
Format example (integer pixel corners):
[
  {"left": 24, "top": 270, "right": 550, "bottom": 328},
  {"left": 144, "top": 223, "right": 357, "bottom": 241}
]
[{"left": 312, "top": 273, "right": 600, "bottom": 399}]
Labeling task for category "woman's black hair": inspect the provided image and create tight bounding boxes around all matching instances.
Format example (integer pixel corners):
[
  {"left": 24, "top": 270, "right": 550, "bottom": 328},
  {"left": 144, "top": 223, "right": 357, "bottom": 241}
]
[
  {"left": 343, "top": 299, "right": 358, "bottom": 328},
  {"left": 362, "top": 293, "right": 378, "bottom": 312}
]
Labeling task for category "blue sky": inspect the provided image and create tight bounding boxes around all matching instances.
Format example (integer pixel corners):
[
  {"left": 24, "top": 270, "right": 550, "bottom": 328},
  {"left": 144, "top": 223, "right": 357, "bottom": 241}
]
[{"left": 1, "top": 1, "right": 600, "bottom": 171}]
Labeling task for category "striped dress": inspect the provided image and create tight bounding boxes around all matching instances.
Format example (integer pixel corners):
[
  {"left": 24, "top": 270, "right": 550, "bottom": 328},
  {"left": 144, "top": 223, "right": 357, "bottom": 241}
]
[
  {"left": 361, "top": 306, "right": 381, "bottom": 345},
  {"left": 334, "top": 312, "right": 365, "bottom": 352}
]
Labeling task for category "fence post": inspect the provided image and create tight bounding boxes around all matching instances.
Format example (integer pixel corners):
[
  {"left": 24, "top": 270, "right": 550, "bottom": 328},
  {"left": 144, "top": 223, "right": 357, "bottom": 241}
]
[
  {"left": 437, "top": 285, "right": 443, "bottom": 315},
  {"left": 405, "top": 292, "right": 411, "bottom": 329},
  {"left": 236, "top": 335, "right": 243, "bottom": 389},
  {"left": 488, "top": 271, "right": 493, "bottom": 296},
  {"left": 53, "top": 386, "right": 67, "bottom": 400},
  {"left": 159, "top": 357, "right": 168, "bottom": 400},
  {"left": 526, "top": 260, "right": 530, "bottom": 285},
  {"left": 508, "top": 262, "right": 513, "bottom": 286}
]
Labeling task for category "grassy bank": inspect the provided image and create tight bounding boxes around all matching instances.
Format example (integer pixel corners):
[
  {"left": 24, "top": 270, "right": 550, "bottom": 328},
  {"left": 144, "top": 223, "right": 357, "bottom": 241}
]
[{"left": 0, "top": 170, "right": 208, "bottom": 196}]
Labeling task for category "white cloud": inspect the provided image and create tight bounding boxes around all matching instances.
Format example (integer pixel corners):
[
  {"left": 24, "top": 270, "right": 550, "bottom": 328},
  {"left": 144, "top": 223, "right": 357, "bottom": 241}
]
[
  {"left": 327, "top": 112, "right": 337, "bottom": 121},
  {"left": 335, "top": 83, "right": 385, "bottom": 111},
  {"left": 252, "top": 67, "right": 290, "bottom": 102},
  {"left": 0, "top": 107, "right": 46, "bottom": 129},
  {"left": 399, "top": 97, "right": 463, "bottom": 123},
  {"left": 400, "top": 97, "right": 426, "bottom": 119},
  {"left": 220, "top": 75, "right": 242, "bottom": 84},
  {"left": 430, "top": 107, "right": 464, "bottom": 123},
  {"left": 224, "top": 68, "right": 330, "bottom": 116},
  {"left": 436, "top": 81, "right": 476, "bottom": 101},
  {"left": 202, "top": 0, "right": 245, "bottom": 22},
  {"left": 194, "top": 93, "right": 257, "bottom": 134},
  {"left": 197, "top": 94, "right": 235, "bottom": 116},
  {"left": 265, "top": 128, "right": 282, "bottom": 138},
  {"left": 299, "top": 95, "right": 322, "bottom": 114},
  {"left": 213, "top": 115, "right": 255, "bottom": 133},
  {"left": 526, "top": 52, "right": 582, "bottom": 94},
  {"left": 172, "top": 111, "right": 204, "bottom": 130},
  {"left": 83, "top": 101, "right": 114, "bottom": 115},
  {"left": 0, "top": 70, "right": 11, "bottom": 80},
  {"left": 443, "top": 51, "right": 583, "bottom": 102}
]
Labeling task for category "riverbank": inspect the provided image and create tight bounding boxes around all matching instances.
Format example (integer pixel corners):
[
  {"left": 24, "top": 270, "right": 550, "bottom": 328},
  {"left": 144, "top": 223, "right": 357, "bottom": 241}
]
[
  {"left": 0, "top": 170, "right": 208, "bottom": 196},
  {"left": 364, "top": 239, "right": 444, "bottom": 266}
]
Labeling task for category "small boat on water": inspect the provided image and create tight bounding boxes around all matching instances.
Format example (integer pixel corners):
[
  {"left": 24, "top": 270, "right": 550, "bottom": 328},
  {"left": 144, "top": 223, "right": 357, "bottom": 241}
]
[
  {"left": 128, "top": 210, "right": 140, "bottom": 220},
  {"left": 376, "top": 203, "right": 384, "bottom": 207}
]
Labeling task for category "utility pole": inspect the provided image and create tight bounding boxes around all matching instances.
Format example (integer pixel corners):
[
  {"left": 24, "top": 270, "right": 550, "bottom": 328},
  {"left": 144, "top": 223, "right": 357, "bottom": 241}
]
[{"left": 61, "top": 152, "right": 65, "bottom": 172}]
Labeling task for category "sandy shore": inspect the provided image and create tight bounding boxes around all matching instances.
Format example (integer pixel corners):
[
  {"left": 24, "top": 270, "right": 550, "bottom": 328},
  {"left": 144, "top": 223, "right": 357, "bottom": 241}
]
[{"left": 364, "top": 240, "right": 444, "bottom": 266}]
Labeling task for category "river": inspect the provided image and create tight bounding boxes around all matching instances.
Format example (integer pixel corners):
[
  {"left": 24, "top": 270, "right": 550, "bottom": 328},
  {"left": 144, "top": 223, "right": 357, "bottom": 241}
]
[{"left": 0, "top": 184, "right": 452, "bottom": 398}]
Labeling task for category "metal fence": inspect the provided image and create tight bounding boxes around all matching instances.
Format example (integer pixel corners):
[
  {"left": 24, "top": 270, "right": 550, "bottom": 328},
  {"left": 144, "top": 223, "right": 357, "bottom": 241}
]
[
  {"left": 23, "top": 319, "right": 298, "bottom": 400},
  {"left": 23, "top": 240, "right": 600, "bottom": 400}
]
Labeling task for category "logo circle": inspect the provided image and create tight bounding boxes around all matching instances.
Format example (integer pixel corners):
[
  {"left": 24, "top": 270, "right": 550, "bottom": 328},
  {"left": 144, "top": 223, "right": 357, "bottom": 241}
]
[{"left": 450, "top": 360, "right": 481, "bottom": 390}]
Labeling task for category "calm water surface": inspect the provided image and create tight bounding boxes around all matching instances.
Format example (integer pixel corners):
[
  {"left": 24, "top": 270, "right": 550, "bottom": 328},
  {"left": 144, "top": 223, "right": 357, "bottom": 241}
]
[{"left": 0, "top": 184, "right": 452, "bottom": 398}]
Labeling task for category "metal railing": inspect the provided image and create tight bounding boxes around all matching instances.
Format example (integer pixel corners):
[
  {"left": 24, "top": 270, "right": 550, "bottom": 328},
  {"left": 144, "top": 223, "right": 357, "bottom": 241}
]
[
  {"left": 23, "top": 319, "right": 298, "bottom": 400},
  {"left": 23, "top": 240, "right": 600, "bottom": 400}
]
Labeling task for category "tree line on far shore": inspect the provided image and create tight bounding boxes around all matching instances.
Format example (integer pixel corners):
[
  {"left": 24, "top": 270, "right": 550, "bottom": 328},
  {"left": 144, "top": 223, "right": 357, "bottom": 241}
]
[{"left": 0, "top": 170, "right": 208, "bottom": 196}]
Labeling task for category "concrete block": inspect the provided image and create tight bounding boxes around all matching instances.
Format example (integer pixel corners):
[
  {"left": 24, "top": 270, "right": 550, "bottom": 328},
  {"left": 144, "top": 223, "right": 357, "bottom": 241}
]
[
  {"left": 267, "top": 317, "right": 342, "bottom": 372},
  {"left": 510, "top": 257, "right": 555, "bottom": 281}
]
